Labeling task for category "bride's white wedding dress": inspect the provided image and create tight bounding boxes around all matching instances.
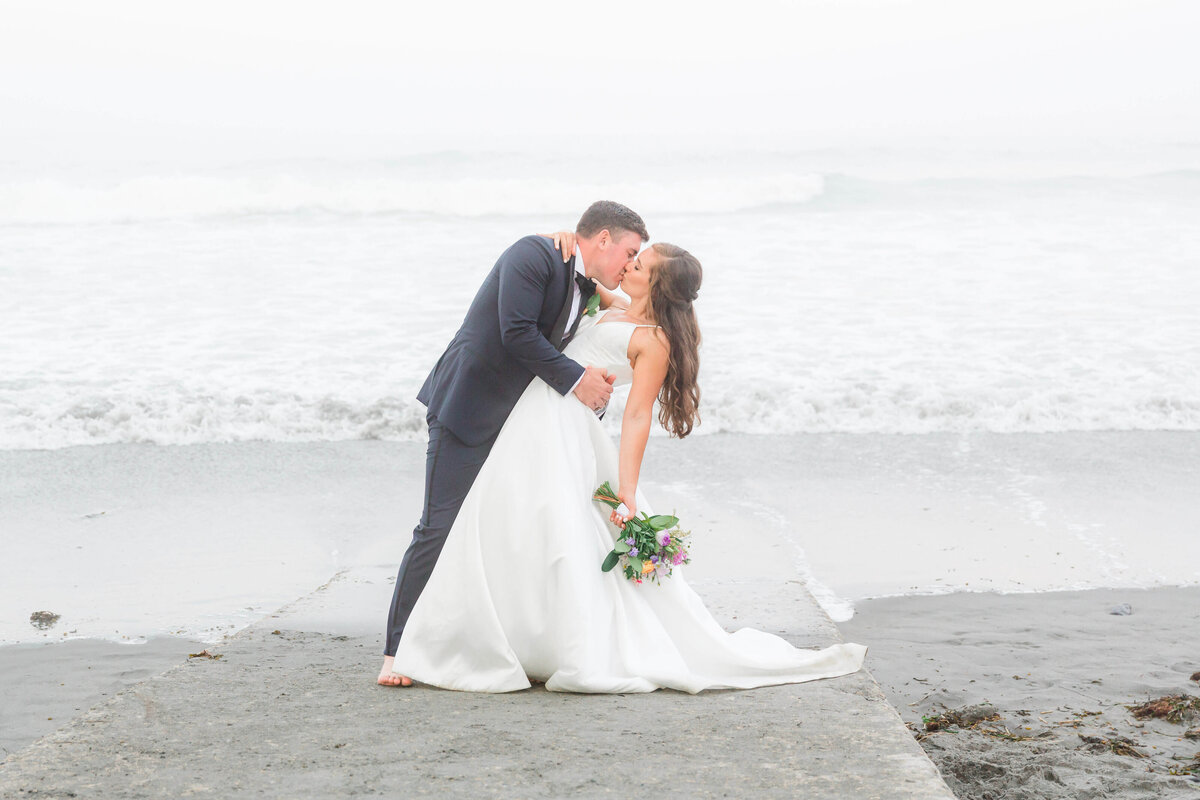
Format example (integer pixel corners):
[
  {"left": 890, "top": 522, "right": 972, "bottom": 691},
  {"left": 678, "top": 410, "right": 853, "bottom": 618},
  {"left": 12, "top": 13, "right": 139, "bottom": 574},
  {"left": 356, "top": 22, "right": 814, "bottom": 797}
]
[{"left": 393, "top": 310, "right": 866, "bottom": 693}]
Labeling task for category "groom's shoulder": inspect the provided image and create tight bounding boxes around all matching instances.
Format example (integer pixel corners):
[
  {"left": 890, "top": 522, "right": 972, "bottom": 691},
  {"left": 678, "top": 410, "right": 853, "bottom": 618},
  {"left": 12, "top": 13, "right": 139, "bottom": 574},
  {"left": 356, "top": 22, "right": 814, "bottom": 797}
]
[
  {"left": 498, "top": 234, "right": 557, "bottom": 269},
  {"left": 508, "top": 234, "right": 555, "bottom": 257}
]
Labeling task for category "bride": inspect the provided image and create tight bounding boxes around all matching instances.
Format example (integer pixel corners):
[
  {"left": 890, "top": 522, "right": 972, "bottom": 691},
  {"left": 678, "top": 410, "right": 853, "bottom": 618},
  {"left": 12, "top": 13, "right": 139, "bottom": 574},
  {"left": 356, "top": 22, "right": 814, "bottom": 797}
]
[{"left": 390, "top": 235, "right": 866, "bottom": 693}]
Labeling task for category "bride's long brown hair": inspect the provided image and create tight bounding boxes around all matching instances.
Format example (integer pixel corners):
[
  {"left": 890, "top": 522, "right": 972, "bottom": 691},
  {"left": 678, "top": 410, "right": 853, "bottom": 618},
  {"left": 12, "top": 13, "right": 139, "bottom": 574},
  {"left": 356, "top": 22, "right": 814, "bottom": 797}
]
[{"left": 645, "top": 243, "right": 703, "bottom": 438}]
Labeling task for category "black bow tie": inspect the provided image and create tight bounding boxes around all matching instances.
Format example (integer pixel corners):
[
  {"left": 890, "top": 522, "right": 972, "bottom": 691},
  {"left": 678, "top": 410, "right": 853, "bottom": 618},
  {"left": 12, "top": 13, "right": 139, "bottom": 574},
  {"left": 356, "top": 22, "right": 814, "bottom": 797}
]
[{"left": 574, "top": 272, "right": 597, "bottom": 299}]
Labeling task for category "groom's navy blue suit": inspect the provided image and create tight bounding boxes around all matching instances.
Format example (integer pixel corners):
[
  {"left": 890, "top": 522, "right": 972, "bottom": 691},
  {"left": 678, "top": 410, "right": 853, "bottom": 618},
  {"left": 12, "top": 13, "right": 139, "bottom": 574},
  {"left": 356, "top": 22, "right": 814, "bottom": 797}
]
[{"left": 385, "top": 235, "right": 590, "bottom": 656}]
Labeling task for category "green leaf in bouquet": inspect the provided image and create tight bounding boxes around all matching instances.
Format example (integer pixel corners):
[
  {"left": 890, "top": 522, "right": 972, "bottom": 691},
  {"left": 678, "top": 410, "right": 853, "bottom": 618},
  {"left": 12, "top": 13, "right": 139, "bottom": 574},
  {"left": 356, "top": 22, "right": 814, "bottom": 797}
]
[
  {"left": 601, "top": 551, "right": 620, "bottom": 572},
  {"left": 630, "top": 519, "right": 653, "bottom": 535},
  {"left": 627, "top": 557, "right": 644, "bottom": 574},
  {"left": 614, "top": 539, "right": 630, "bottom": 554},
  {"left": 647, "top": 514, "right": 679, "bottom": 530}
]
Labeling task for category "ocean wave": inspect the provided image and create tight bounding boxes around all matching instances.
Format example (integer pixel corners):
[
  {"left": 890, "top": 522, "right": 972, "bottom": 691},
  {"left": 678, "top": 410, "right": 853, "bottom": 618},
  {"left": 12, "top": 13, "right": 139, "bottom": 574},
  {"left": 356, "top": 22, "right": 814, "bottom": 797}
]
[
  {"left": 6, "top": 166, "right": 1197, "bottom": 225},
  {"left": 0, "top": 392, "right": 430, "bottom": 450},
  {"left": 3, "top": 386, "right": 1198, "bottom": 450},
  {"left": 0, "top": 171, "right": 826, "bottom": 224},
  {"left": 4, "top": 155, "right": 1197, "bottom": 450},
  {"left": 810, "top": 169, "right": 1200, "bottom": 209}
]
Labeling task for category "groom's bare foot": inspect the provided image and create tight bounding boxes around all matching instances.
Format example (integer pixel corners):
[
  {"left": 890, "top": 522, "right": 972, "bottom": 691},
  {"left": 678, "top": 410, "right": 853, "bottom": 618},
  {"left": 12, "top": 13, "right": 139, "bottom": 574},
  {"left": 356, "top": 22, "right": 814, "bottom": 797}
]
[{"left": 377, "top": 655, "right": 412, "bottom": 687}]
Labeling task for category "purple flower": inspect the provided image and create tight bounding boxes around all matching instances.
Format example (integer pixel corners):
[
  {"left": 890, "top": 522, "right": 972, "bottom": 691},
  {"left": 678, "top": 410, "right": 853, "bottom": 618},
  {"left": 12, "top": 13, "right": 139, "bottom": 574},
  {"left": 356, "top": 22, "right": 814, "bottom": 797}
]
[
  {"left": 628, "top": 547, "right": 639, "bottom": 557},
  {"left": 672, "top": 551, "right": 685, "bottom": 565},
  {"left": 625, "top": 536, "right": 635, "bottom": 546},
  {"left": 650, "top": 555, "right": 659, "bottom": 564},
  {"left": 660, "top": 533, "right": 671, "bottom": 547}
]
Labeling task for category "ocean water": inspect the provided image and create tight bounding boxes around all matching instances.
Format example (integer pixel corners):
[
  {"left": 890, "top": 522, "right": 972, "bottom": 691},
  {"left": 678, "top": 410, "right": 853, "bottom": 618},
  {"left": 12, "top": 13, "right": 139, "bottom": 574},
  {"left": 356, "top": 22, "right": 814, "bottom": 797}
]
[{"left": 2, "top": 149, "right": 1199, "bottom": 450}]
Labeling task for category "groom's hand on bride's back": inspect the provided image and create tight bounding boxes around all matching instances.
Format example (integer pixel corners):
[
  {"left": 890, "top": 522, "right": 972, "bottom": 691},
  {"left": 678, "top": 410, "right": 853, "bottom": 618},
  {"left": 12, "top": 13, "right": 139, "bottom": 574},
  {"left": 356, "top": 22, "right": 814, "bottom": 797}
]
[{"left": 573, "top": 366, "right": 616, "bottom": 413}]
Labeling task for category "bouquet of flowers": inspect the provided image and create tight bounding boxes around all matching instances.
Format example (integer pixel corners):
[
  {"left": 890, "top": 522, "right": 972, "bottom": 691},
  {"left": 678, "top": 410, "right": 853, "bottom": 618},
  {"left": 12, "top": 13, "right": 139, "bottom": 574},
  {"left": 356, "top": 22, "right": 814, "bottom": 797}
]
[{"left": 592, "top": 482, "right": 691, "bottom": 584}]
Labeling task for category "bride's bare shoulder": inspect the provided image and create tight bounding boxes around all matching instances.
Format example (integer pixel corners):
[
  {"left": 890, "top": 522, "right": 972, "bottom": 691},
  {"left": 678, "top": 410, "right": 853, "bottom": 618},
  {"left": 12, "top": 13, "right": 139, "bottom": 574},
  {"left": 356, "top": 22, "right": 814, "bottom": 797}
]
[{"left": 630, "top": 325, "right": 669, "bottom": 363}]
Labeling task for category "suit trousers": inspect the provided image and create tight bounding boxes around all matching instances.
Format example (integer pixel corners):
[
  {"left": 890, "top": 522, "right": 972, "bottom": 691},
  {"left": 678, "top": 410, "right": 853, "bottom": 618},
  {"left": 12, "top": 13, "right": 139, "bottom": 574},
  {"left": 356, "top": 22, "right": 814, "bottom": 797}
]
[{"left": 384, "top": 414, "right": 498, "bottom": 657}]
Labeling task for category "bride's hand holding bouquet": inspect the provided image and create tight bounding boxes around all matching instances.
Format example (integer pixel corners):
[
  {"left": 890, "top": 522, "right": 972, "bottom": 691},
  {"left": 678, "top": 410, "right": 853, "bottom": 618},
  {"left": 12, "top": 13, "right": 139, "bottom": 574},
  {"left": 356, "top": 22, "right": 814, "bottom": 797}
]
[
  {"left": 593, "top": 482, "right": 691, "bottom": 584},
  {"left": 609, "top": 486, "right": 637, "bottom": 528}
]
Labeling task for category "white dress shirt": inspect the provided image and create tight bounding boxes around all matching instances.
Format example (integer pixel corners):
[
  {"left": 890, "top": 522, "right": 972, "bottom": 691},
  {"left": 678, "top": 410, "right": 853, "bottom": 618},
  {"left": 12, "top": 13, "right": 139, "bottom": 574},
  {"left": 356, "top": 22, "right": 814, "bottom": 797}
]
[
  {"left": 566, "top": 245, "right": 589, "bottom": 395},
  {"left": 568, "top": 244, "right": 587, "bottom": 328}
]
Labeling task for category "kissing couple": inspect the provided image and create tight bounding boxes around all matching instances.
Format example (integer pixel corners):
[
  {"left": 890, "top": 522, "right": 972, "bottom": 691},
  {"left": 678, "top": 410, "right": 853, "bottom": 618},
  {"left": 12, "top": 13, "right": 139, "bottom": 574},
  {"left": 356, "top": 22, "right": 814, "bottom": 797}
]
[{"left": 379, "top": 201, "right": 866, "bottom": 692}]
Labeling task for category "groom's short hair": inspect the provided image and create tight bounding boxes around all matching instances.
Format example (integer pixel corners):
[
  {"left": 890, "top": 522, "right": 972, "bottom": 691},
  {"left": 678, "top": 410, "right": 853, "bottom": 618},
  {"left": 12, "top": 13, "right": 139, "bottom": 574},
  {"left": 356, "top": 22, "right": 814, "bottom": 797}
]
[{"left": 576, "top": 201, "right": 649, "bottom": 242}]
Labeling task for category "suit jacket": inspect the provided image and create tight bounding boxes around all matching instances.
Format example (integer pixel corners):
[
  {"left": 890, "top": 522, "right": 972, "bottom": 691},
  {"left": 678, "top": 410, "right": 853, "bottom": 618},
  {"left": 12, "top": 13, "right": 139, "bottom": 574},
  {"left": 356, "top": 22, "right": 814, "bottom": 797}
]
[{"left": 416, "top": 235, "right": 586, "bottom": 446}]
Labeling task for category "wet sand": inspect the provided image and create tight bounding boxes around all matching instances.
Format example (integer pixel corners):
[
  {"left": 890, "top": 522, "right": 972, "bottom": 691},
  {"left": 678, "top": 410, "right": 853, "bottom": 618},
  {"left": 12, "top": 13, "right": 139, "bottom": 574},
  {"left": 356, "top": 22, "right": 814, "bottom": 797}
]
[{"left": 0, "top": 637, "right": 204, "bottom": 759}]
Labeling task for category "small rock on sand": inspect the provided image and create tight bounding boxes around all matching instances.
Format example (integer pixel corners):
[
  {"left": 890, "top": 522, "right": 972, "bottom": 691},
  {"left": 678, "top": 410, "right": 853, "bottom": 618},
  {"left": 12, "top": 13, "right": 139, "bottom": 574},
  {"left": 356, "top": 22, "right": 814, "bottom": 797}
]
[
  {"left": 29, "top": 611, "right": 60, "bottom": 630},
  {"left": 1108, "top": 603, "right": 1132, "bottom": 616}
]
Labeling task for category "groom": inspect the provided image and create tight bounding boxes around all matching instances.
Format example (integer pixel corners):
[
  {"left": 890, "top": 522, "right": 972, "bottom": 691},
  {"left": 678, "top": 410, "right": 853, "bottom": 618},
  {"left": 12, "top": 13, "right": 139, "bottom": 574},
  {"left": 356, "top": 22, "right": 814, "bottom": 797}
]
[{"left": 380, "top": 200, "right": 650, "bottom": 686}]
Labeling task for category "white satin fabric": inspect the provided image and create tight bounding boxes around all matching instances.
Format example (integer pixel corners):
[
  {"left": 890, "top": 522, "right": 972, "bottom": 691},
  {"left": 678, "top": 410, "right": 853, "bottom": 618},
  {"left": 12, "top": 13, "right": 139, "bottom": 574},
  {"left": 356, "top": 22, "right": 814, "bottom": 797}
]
[{"left": 393, "top": 310, "right": 867, "bottom": 693}]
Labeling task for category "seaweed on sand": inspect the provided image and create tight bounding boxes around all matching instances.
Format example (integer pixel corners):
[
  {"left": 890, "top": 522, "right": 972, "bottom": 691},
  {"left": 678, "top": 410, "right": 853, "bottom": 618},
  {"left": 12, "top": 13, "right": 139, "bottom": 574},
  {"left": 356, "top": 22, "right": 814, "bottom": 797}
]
[
  {"left": 1126, "top": 694, "right": 1200, "bottom": 725},
  {"left": 1077, "top": 734, "right": 1147, "bottom": 758},
  {"left": 922, "top": 704, "right": 1000, "bottom": 733},
  {"left": 917, "top": 703, "right": 1051, "bottom": 744},
  {"left": 1168, "top": 752, "right": 1200, "bottom": 776}
]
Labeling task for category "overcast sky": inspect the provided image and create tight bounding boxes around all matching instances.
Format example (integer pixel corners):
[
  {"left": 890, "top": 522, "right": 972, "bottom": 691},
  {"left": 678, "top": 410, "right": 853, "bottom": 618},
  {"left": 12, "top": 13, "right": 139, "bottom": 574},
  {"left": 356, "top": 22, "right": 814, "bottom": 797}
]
[{"left": 1, "top": 0, "right": 1197, "bottom": 162}]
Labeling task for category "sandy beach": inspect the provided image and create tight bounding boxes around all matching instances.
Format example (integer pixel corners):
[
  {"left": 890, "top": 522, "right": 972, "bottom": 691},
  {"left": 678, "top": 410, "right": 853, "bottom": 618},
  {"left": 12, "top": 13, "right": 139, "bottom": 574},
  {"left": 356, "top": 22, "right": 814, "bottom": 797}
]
[
  {"left": 843, "top": 588, "right": 1200, "bottom": 798},
  {"left": 2, "top": 431, "right": 1199, "bottom": 796}
]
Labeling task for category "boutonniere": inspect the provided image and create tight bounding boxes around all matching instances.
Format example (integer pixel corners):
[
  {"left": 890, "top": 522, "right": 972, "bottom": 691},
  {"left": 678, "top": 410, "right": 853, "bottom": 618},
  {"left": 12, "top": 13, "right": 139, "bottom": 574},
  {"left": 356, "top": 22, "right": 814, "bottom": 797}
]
[{"left": 585, "top": 293, "right": 601, "bottom": 317}]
